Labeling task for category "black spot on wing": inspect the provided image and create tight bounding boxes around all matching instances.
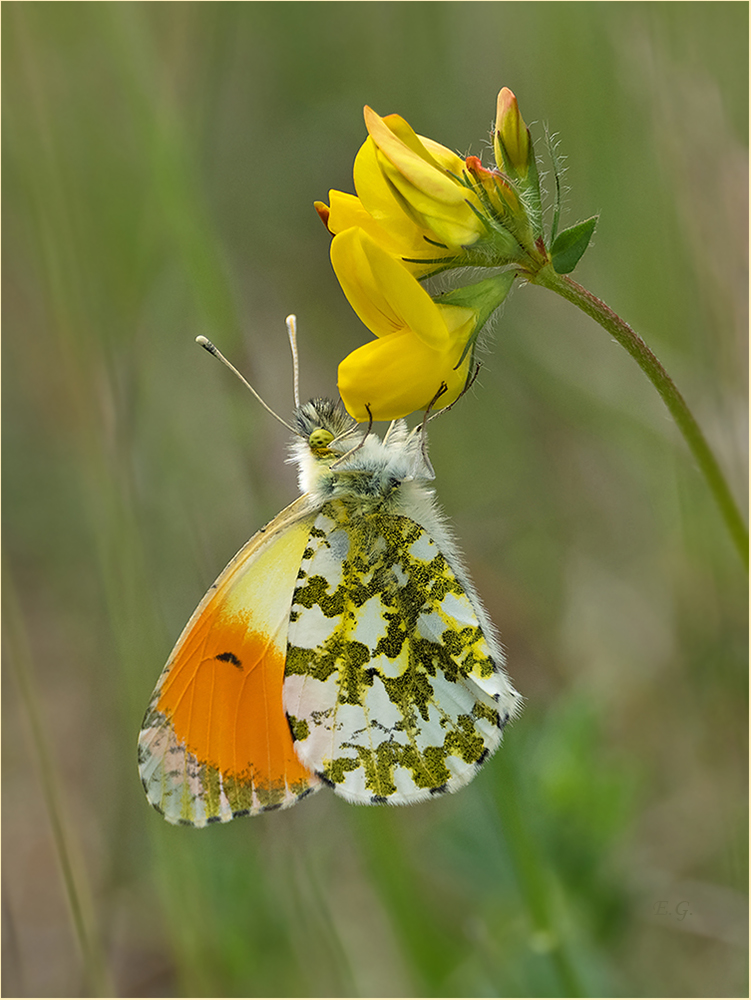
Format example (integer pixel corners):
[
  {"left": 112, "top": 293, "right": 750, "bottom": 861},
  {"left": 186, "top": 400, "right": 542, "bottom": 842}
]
[{"left": 216, "top": 651, "right": 242, "bottom": 668}]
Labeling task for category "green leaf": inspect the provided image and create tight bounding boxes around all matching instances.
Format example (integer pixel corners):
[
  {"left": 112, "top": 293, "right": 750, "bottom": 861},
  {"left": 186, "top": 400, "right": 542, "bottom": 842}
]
[{"left": 550, "top": 216, "right": 598, "bottom": 274}]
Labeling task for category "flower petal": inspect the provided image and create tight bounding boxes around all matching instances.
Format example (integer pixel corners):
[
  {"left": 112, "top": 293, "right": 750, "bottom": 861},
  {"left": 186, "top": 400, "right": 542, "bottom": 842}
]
[
  {"left": 330, "top": 228, "right": 449, "bottom": 349},
  {"left": 363, "top": 107, "right": 486, "bottom": 248},
  {"left": 377, "top": 159, "right": 486, "bottom": 246},
  {"left": 364, "top": 107, "right": 466, "bottom": 189},
  {"left": 353, "top": 139, "right": 430, "bottom": 247},
  {"left": 338, "top": 327, "right": 471, "bottom": 422},
  {"left": 322, "top": 186, "right": 439, "bottom": 277}
]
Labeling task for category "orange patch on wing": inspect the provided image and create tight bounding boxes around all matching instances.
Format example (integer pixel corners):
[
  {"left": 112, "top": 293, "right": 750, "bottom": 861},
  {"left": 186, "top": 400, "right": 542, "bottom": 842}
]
[{"left": 156, "top": 605, "right": 314, "bottom": 793}]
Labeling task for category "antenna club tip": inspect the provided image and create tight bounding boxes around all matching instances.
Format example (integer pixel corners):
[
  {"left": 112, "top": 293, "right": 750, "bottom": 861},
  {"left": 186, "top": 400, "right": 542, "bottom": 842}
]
[
  {"left": 285, "top": 314, "right": 297, "bottom": 326},
  {"left": 196, "top": 335, "right": 215, "bottom": 352}
]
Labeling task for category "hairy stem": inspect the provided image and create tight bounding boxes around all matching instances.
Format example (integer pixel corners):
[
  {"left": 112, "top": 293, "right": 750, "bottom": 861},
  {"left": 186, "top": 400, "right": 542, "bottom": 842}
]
[{"left": 530, "top": 265, "right": 747, "bottom": 568}]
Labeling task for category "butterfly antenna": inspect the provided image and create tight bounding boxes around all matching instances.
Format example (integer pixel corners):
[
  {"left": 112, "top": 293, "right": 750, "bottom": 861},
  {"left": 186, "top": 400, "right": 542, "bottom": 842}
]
[
  {"left": 330, "top": 405, "right": 373, "bottom": 469},
  {"left": 195, "top": 336, "right": 300, "bottom": 436},
  {"left": 285, "top": 314, "right": 301, "bottom": 408}
]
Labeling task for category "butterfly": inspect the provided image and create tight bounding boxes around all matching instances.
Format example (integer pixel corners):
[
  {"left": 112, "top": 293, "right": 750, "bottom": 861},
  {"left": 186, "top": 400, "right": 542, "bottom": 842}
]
[{"left": 138, "top": 318, "right": 521, "bottom": 826}]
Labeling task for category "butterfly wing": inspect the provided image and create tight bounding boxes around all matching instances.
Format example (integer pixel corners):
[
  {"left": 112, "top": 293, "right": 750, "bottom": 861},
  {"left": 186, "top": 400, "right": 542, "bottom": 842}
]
[
  {"left": 283, "top": 502, "right": 520, "bottom": 804},
  {"left": 139, "top": 496, "right": 322, "bottom": 826}
]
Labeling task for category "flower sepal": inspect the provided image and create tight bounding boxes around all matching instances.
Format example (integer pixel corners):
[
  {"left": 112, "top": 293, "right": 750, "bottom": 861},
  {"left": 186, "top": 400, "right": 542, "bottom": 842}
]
[{"left": 432, "top": 272, "right": 516, "bottom": 366}]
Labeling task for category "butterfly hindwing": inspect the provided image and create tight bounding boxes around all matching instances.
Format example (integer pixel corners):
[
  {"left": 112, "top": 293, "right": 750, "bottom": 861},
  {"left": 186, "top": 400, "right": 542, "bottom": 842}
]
[
  {"left": 138, "top": 497, "right": 322, "bottom": 826},
  {"left": 139, "top": 396, "right": 521, "bottom": 825},
  {"left": 283, "top": 499, "right": 519, "bottom": 804}
]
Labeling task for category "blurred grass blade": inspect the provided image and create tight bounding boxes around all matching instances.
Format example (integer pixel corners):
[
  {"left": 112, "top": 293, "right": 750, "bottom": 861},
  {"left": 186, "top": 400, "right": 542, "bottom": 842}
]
[
  {"left": 493, "top": 749, "right": 583, "bottom": 997},
  {"left": 3, "top": 567, "right": 113, "bottom": 998}
]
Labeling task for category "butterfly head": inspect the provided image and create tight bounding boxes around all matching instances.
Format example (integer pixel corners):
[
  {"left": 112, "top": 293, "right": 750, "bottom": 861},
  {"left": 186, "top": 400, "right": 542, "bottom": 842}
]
[
  {"left": 290, "top": 398, "right": 359, "bottom": 496},
  {"left": 293, "top": 398, "right": 359, "bottom": 452},
  {"left": 290, "top": 398, "right": 434, "bottom": 502}
]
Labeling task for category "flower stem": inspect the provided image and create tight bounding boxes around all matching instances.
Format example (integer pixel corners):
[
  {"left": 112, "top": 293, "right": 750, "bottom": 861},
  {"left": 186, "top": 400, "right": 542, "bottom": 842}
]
[{"left": 530, "top": 265, "right": 748, "bottom": 568}]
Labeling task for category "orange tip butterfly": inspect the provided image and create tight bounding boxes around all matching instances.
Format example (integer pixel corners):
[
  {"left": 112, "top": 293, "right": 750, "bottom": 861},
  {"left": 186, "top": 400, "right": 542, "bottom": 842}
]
[{"left": 138, "top": 317, "right": 521, "bottom": 826}]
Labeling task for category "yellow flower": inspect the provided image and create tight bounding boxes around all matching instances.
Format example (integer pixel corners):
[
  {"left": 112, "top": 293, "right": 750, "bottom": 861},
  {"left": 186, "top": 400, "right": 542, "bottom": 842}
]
[
  {"left": 361, "top": 106, "right": 487, "bottom": 249},
  {"left": 332, "top": 228, "right": 515, "bottom": 421},
  {"left": 314, "top": 188, "right": 441, "bottom": 278},
  {"left": 332, "top": 228, "right": 476, "bottom": 421},
  {"left": 315, "top": 107, "right": 490, "bottom": 278},
  {"left": 316, "top": 99, "right": 541, "bottom": 277}
]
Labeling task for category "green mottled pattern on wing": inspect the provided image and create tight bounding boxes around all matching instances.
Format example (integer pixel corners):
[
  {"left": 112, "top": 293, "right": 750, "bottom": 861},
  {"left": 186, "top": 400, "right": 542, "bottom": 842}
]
[{"left": 283, "top": 500, "right": 511, "bottom": 804}]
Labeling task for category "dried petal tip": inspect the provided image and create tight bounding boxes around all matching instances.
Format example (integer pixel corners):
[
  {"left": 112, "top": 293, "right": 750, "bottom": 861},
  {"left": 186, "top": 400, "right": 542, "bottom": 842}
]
[{"left": 314, "top": 200, "right": 331, "bottom": 230}]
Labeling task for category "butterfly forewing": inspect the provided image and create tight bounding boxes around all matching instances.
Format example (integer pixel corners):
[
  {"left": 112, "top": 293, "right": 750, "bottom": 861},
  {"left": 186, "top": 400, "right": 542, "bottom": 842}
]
[
  {"left": 283, "top": 500, "right": 518, "bottom": 804},
  {"left": 138, "top": 498, "right": 322, "bottom": 826}
]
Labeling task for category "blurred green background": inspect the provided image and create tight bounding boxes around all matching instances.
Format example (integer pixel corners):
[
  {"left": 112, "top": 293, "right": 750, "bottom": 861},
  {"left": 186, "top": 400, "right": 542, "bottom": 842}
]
[{"left": 3, "top": 3, "right": 747, "bottom": 997}]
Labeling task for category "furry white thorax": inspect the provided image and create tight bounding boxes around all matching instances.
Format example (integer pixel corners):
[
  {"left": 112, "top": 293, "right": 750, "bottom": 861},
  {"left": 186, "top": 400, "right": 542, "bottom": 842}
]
[{"left": 289, "top": 399, "right": 434, "bottom": 504}]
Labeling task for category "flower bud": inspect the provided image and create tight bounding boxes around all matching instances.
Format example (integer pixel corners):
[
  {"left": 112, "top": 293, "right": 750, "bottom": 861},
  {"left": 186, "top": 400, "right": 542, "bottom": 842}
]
[
  {"left": 493, "top": 87, "right": 543, "bottom": 238},
  {"left": 494, "top": 87, "right": 531, "bottom": 176}
]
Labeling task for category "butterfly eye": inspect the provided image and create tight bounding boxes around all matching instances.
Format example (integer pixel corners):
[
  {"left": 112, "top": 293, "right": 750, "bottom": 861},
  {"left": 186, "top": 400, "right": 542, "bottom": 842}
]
[{"left": 308, "top": 428, "right": 334, "bottom": 454}]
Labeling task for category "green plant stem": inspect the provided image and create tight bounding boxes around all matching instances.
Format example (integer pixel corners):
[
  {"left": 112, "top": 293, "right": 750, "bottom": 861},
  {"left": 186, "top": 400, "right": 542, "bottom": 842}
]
[{"left": 530, "top": 265, "right": 748, "bottom": 568}]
